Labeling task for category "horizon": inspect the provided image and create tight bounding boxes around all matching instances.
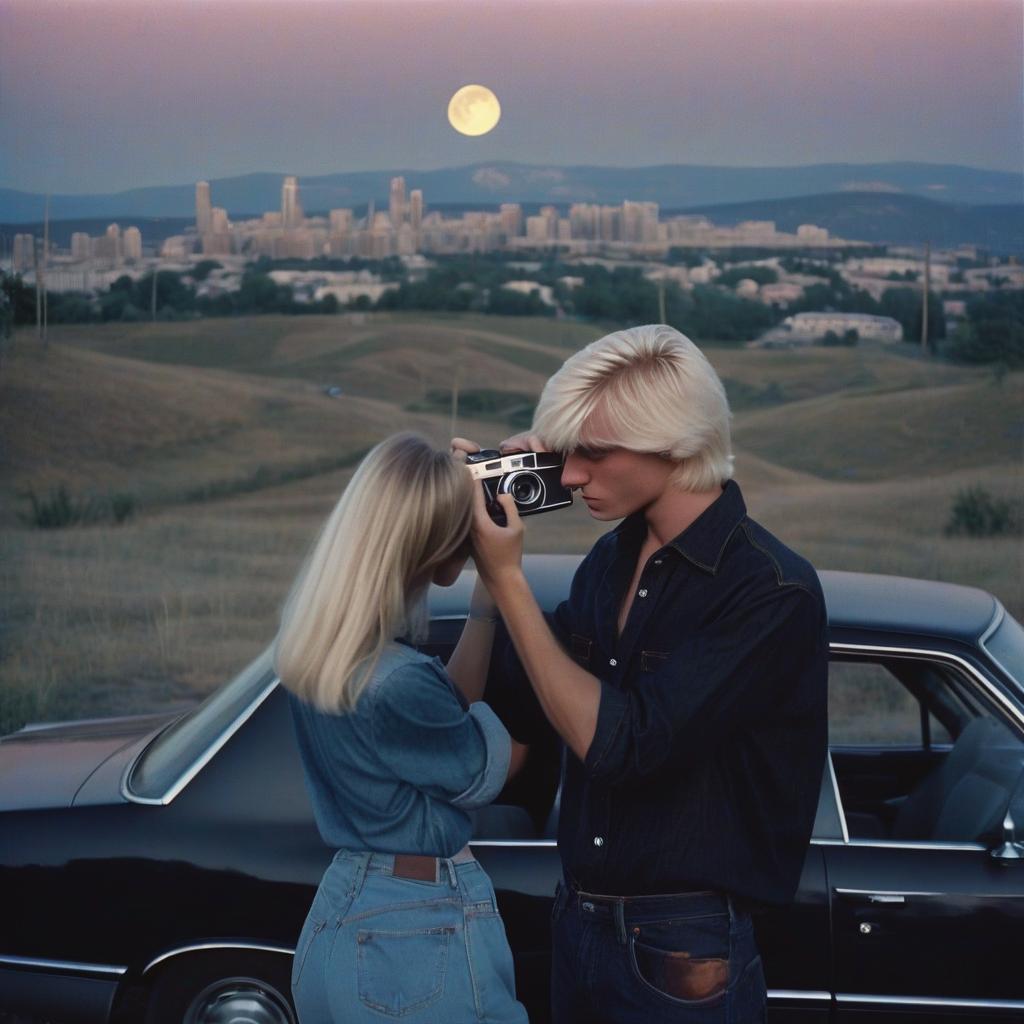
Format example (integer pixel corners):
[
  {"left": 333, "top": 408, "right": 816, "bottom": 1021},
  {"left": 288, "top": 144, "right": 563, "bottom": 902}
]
[
  {"left": 2, "top": 157, "right": 1021, "bottom": 201},
  {"left": 1, "top": 0, "right": 1021, "bottom": 194}
]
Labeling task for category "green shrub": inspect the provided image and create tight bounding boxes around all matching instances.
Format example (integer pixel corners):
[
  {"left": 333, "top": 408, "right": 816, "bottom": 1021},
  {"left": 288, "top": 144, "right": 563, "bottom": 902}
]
[
  {"left": 19, "top": 486, "right": 136, "bottom": 528},
  {"left": 945, "top": 486, "right": 1022, "bottom": 537}
]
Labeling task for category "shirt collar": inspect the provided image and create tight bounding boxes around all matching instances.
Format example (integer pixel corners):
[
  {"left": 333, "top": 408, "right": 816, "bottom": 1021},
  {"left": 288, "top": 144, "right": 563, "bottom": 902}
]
[{"left": 613, "top": 478, "right": 747, "bottom": 575}]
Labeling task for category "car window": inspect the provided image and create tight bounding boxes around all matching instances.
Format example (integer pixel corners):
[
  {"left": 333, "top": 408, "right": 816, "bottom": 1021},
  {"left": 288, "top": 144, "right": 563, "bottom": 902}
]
[
  {"left": 829, "top": 654, "right": 1024, "bottom": 845},
  {"left": 829, "top": 659, "right": 952, "bottom": 746}
]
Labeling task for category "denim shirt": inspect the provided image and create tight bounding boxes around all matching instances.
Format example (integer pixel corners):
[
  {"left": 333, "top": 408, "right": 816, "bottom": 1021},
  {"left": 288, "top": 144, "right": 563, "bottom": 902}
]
[
  {"left": 490, "top": 479, "right": 829, "bottom": 906},
  {"left": 288, "top": 641, "right": 511, "bottom": 857}
]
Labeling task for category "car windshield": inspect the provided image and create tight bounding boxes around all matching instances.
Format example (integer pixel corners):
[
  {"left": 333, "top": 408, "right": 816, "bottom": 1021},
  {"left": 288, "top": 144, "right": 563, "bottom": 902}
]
[
  {"left": 127, "top": 646, "right": 276, "bottom": 802},
  {"left": 985, "top": 608, "right": 1024, "bottom": 693}
]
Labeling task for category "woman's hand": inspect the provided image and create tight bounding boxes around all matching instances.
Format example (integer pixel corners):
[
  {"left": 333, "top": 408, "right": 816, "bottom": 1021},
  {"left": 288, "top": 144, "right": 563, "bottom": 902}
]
[
  {"left": 469, "top": 479, "right": 524, "bottom": 591},
  {"left": 450, "top": 436, "right": 481, "bottom": 462}
]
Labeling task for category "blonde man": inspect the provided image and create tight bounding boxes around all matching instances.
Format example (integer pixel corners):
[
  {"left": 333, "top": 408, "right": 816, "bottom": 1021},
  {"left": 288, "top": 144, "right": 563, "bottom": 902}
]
[{"left": 460, "top": 324, "right": 828, "bottom": 1024}]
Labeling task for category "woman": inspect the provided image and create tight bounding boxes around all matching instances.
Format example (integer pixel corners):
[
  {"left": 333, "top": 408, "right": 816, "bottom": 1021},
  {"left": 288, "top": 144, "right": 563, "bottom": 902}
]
[{"left": 276, "top": 432, "right": 528, "bottom": 1023}]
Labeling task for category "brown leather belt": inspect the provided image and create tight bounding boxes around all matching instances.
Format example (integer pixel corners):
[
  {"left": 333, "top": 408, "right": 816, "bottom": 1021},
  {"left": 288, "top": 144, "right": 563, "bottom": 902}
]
[{"left": 391, "top": 847, "right": 474, "bottom": 883}]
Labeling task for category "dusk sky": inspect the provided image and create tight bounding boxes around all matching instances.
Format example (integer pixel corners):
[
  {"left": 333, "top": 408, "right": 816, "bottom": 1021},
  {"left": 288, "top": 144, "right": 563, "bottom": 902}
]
[{"left": 1, "top": 0, "right": 1022, "bottom": 196}]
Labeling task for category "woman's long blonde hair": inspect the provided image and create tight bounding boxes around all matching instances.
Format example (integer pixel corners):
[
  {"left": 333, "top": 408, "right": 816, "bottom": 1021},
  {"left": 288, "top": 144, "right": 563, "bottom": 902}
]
[{"left": 275, "top": 432, "right": 473, "bottom": 712}]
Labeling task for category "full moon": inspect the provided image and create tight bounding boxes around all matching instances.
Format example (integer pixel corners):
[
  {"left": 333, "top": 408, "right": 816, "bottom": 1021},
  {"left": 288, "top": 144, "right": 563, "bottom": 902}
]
[{"left": 447, "top": 85, "right": 501, "bottom": 137}]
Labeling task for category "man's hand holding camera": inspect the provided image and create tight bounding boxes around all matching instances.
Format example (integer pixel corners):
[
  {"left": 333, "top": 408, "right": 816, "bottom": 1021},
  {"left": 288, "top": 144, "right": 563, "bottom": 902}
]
[{"left": 451, "top": 434, "right": 600, "bottom": 764}]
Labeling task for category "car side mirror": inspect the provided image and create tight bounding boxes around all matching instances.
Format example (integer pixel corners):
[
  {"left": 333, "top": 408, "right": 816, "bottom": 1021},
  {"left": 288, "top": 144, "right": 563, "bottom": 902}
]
[{"left": 990, "top": 765, "right": 1024, "bottom": 864}]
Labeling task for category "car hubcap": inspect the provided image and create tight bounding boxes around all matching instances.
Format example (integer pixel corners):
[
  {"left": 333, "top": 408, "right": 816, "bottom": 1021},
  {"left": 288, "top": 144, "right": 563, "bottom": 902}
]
[{"left": 186, "top": 979, "right": 295, "bottom": 1024}]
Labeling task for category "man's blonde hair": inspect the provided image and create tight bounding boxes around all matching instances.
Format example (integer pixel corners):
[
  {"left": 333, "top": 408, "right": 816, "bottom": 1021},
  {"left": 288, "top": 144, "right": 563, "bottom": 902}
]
[
  {"left": 532, "top": 324, "right": 734, "bottom": 492},
  {"left": 275, "top": 432, "right": 473, "bottom": 712}
]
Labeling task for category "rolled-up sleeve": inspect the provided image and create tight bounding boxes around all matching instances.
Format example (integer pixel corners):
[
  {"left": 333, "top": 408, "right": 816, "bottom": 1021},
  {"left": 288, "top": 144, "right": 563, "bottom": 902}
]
[
  {"left": 370, "top": 661, "right": 511, "bottom": 810},
  {"left": 451, "top": 702, "right": 512, "bottom": 809},
  {"left": 585, "top": 583, "right": 824, "bottom": 785}
]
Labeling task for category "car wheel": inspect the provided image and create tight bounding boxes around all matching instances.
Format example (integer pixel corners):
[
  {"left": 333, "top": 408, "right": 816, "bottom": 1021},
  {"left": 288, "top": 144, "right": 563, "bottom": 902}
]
[{"left": 143, "top": 951, "right": 296, "bottom": 1024}]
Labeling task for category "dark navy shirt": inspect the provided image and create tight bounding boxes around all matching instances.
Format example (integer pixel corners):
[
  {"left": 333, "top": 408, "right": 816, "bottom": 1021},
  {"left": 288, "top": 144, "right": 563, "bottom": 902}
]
[{"left": 491, "top": 479, "right": 829, "bottom": 906}]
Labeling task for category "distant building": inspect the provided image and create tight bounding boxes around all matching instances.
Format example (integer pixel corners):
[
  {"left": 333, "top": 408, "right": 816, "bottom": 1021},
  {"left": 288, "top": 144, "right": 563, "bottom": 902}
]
[
  {"left": 502, "top": 280, "right": 555, "bottom": 305},
  {"left": 778, "top": 311, "right": 903, "bottom": 343},
  {"left": 389, "top": 176, "right": 406, "bottom": 228},
  {"left": 94, "top": 223, "right": 123, "bottom": 264},
  {"left": 195, "top": 181, "right": 213, "bottom": 234},
  {"left": 499, "top": 203, "right": 522, "bottom": 239},
  {"left": 410, "top": 190, "right": 424, "bottom": 239},
  {"left": 330, "top": 209, "right": 354, "bottom": 235},
  {"left": 796, "top": 224, "right": 829, "bottom": 244},
  {"left": 526, "top": 215, "right": 552, "bottom": 242},
  {"left": 122, "top": 226, "right": 143, "bottom": 262},
  {"left": 13, "top": 233, "right": 35, "bottom": 273},
  {"left": 70, "top": 232, "right": 92, "bottom": 260},
  {"left": 281, "top": 176, "right": 302, "bottom": 229}
]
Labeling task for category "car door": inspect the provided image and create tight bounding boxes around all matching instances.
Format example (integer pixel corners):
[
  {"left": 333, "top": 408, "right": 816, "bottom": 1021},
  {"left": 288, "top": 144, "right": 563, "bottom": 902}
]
[{"left": 824, "top": 646, "right": 1024, "bottom": 1022}]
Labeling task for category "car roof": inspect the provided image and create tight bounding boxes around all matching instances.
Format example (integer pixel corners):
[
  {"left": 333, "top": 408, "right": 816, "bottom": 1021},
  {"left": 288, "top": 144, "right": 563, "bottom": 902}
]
[{"left": 429, "top": 555, "right": 1000, "bottom": 645}]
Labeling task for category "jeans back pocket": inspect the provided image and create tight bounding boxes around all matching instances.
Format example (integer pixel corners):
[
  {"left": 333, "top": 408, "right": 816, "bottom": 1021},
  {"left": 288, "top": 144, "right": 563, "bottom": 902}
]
[{"left": 357, "top": 925, "right": 455, "bottom": 1016}]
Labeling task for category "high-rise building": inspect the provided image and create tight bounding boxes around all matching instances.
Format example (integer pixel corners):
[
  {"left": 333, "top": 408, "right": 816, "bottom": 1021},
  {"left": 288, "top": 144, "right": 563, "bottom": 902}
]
[
  {"left": 330, "top": 208, "right": 354, "bottom": 235},
  {"left": 499, "top": 203, "right": 522, "bottom": 239},
  {"left": 409, "top": 190, "right": 423, "bottom": 235},
  {"left": 389, "top": 176, "right": 406, "bottom": 228},
  {"left": 599, "top": 205, "right": 620, "bottom": 242},
  {"left": 12, "top": 233, "right": 34, "bottom": 273},
  {"left": 70, "top": 232, "right": 92, "bottom": 260},
  {"left": 195, "top": 181, "right": 213, "bottom": 234},
  {"left": 204, "top": 208, "right": 233, "bottom": 255},
  {"left": 282, "top": 176, "right": 302, "bottom": 229},
  {"left": 526, "top": 216, "right": 551, "bottom": 242},
  {"left": 122, "top": 226, "right": 143, "bottom": 262},
  {"left": 94, "top": 223, "right": 123, "bottom": 264}
]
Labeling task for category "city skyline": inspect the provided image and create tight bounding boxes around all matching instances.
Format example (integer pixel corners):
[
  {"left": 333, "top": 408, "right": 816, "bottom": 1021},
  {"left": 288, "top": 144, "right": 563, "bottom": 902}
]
[{"left": 1, "top": 0, "right": 1021, "bottom": 195}]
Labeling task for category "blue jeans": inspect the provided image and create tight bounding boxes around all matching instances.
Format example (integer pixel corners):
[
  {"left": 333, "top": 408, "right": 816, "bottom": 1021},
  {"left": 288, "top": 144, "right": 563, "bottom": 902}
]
[
  {"left": 291, "top": 849, "right": 528, "bottom": 1023},
  {"left": 550, "top": 883, "right": 767, "bottom": 1024}
]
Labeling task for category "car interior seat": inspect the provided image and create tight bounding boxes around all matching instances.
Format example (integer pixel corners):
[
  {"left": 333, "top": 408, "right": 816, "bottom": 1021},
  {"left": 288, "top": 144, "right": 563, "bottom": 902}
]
[{"left": 890, "top": 716, "right": 1024, "bottom": 842}]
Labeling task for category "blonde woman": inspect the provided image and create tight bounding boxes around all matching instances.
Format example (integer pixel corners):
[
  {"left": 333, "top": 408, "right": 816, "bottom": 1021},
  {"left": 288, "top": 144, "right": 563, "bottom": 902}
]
[{"left": 276, "top": 432, "right": 528, "bottom": 1024}]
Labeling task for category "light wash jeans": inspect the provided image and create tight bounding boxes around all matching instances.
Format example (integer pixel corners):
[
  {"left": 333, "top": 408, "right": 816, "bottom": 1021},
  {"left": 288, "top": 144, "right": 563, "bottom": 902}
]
[{"left": 292, "top": 849, "right": 528, "bottom": 1023}]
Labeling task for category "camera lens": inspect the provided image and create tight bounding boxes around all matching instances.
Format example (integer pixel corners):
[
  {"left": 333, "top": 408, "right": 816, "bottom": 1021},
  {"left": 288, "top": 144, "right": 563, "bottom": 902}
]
[{"left": 502, "top": 471, "right": 544, "bottom": 508}]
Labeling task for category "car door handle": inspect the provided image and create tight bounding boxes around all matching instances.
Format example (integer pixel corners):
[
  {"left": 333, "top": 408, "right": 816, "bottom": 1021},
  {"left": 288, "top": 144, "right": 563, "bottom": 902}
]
[{"left": 834, "top": 889, "right": 908, "bottom": 904}]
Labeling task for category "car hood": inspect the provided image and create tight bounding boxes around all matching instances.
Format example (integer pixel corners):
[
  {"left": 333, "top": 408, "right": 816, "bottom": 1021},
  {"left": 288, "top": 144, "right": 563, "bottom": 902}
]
[{"left": 0, "top": 711, "right": 182, "bottom": 811}]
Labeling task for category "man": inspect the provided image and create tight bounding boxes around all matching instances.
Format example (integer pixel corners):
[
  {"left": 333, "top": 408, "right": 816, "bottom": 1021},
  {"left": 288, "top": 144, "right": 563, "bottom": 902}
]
[{"left": 460, "top": 323, "right": 828, "bottom": 1024}]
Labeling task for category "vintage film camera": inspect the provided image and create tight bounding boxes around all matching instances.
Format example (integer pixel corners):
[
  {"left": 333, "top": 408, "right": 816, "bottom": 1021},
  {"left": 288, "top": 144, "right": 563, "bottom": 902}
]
[{"left": 466, "top": 449, "right": 573, "bottom": 524}]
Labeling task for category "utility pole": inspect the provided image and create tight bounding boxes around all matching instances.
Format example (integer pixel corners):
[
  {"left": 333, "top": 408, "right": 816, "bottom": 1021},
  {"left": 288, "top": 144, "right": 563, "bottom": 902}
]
[
  {"left": 33, "top": 236, "right": 41, "bottom": 342},
  {"left": 450, "top": 360, "right": 460, "bottom": 440},
  {"left": 920, "top": 241, "right": 930, "bottom": 354},
  {"left": 42, "top": 195, "right": 49, "bottom": 347}
]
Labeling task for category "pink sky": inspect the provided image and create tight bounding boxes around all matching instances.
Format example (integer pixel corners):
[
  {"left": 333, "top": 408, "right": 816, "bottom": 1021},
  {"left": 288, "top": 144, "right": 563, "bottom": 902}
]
[{"left": 1, "top": 0, "right": 1021, "bottom": 193}]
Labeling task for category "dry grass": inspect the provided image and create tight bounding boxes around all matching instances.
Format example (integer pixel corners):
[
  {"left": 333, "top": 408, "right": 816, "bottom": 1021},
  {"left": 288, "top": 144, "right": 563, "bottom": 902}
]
[{"left": 1, "top": 314, "right": 1021, "bottom": 735}]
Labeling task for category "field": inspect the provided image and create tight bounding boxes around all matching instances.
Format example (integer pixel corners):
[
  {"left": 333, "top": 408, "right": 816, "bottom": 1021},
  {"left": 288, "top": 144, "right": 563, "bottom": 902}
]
[{"left": 1, "top": 312, "right": 1021, "bottom": 735}]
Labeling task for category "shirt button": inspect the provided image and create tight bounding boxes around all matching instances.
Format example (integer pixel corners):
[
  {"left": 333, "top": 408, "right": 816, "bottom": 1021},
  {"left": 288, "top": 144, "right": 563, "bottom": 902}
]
[
  {"left": 593, "top": 836, "right": 604, "bottom": 847},
  {"left": 609, "top": 658, "right": 617, "bottom": 667},
  {"left": 638, "top": 589, "right": 648, "bottom": 598}
]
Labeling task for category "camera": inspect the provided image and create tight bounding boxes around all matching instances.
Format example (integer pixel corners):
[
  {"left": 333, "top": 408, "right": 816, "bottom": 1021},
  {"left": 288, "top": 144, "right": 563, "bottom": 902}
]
[{"left": 466, "top": 449, "right": 573, "bottom": 523}]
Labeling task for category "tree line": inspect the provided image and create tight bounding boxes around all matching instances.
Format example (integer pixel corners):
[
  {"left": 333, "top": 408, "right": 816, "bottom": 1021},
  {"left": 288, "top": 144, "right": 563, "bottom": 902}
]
[{"left": 3, "top": 253, "right": 1022, "bottom": 366}]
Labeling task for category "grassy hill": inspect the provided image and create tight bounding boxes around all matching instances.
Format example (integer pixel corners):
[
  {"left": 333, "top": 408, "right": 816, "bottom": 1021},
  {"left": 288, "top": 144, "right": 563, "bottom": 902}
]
[{"left": 1, "top": 312, "right": 1020, "bottom": 734}]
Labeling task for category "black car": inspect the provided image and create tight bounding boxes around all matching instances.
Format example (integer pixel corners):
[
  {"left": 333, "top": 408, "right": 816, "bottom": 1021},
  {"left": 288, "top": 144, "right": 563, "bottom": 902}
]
[{"left": 3, "top": 557, "right": 1024, "bottom": 1024}]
